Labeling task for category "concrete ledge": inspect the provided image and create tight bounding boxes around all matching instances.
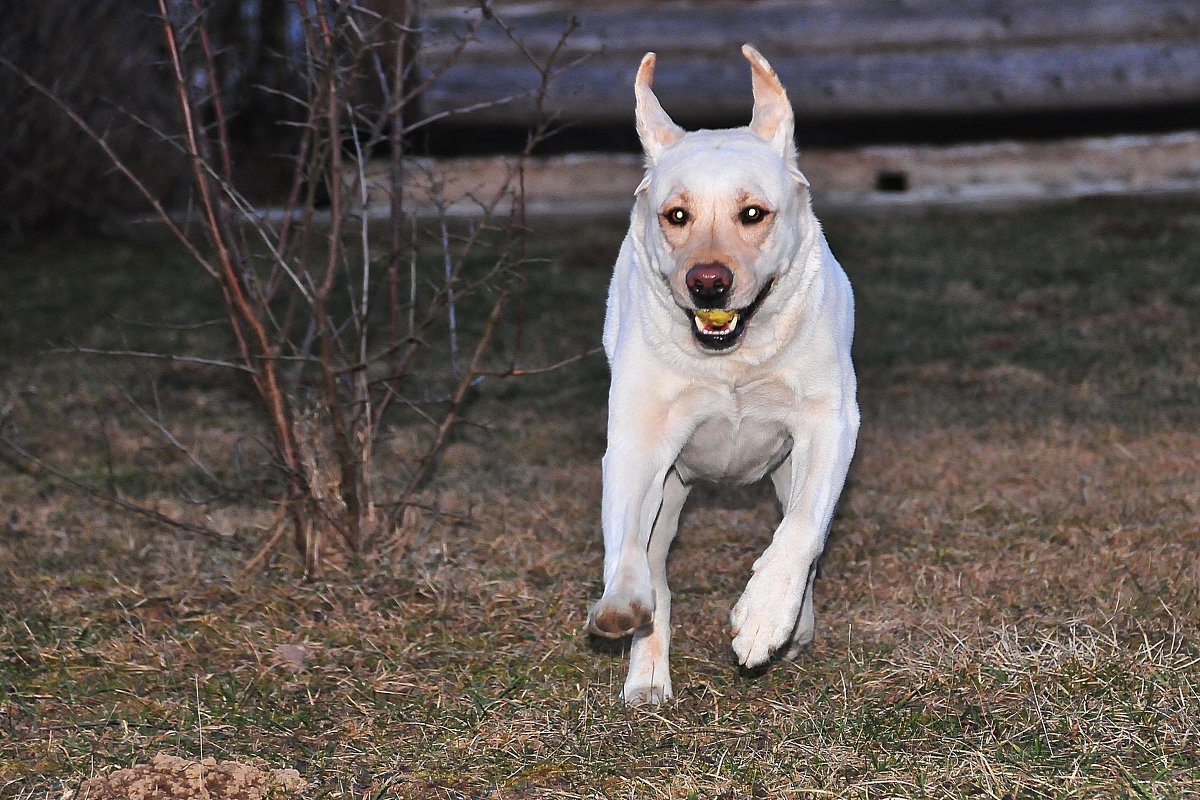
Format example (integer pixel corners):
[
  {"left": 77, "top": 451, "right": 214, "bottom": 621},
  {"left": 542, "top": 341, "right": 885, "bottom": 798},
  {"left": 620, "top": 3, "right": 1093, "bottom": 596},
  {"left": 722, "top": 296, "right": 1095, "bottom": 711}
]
[{"left": 346, "top": 130, "right": 1200, "bottom": 216}]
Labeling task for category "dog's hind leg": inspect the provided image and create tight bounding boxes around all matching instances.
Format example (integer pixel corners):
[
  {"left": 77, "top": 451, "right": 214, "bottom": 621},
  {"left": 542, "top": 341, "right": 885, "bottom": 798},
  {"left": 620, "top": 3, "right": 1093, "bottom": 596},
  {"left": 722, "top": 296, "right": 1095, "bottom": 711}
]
[{"left": 623, "top": 469, "right": 688, "bottom": 704}]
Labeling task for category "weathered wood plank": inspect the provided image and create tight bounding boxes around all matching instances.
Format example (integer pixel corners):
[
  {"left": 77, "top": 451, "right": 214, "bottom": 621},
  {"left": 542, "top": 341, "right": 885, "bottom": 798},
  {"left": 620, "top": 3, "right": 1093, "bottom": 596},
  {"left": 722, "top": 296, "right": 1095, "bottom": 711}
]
[
  {"left": 425, "top": 0, "right": 1200, "bottom": 58},
  {"left": 348, "top": 131, "right": 1200, "bottom": 215},
  {"left": 420, "top": 42, "right": 1200, "bottom": 122},
  {"left": 416, "top": 0, "right": 1200, "bottom": 123}
]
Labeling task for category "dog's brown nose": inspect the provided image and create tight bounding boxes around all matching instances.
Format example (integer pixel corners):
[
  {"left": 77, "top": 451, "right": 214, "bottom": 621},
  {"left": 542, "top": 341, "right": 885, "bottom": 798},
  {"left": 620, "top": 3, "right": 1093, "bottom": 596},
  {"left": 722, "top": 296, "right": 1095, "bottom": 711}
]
[{"left": 685, "top": 262, "right": 734, "bottom": 307}]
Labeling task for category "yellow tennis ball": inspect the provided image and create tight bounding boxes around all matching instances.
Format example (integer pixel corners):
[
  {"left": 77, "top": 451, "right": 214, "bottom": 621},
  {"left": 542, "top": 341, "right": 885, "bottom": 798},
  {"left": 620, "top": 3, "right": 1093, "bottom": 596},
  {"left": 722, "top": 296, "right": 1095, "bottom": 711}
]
[{"left": 695, "top": 309, "right": 736, "bottom": 326}]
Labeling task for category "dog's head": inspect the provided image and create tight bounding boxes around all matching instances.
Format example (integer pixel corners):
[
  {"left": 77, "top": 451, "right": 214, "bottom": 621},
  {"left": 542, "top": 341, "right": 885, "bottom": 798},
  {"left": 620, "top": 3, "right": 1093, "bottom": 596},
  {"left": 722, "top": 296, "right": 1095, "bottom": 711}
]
[{"left": 633, "top": 45, "right": 811, "bottom": 353}]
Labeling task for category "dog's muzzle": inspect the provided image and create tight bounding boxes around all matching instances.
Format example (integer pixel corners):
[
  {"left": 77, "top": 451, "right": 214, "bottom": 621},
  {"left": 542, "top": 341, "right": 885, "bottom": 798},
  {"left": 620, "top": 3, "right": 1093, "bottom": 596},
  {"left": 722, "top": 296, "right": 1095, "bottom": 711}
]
[{"left": 688, "top": 279, "right": 774, "bottom": 351}]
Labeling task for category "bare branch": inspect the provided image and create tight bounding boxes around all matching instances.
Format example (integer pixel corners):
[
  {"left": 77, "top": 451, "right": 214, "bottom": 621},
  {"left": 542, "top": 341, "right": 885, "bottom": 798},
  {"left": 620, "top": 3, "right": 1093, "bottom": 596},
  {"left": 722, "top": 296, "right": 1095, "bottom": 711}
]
[
  {"left": 395, "top": 287, "right": 511, "bottom": 513},
  {"left": 48, "top": 346, "right": 257, "bottom": 374},
  {"left": 473, "top": 346, "right": 604, "bottom": 379},
  {"left": 0, "top": 427, "right": 234, "bottom": 544},
  {"left": 115, "top": 384, "right": 223, "bottom": 488}
]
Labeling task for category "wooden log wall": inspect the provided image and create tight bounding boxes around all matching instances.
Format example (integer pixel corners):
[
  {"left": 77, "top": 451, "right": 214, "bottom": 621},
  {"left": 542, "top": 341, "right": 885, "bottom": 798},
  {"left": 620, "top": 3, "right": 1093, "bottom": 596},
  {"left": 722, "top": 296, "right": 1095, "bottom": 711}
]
[
  {"left": 348, "top": 131, "right": 1200, "bottom": 216},
  {"left": 416, "top": 0, "right": 1200, "bottom": 126}
]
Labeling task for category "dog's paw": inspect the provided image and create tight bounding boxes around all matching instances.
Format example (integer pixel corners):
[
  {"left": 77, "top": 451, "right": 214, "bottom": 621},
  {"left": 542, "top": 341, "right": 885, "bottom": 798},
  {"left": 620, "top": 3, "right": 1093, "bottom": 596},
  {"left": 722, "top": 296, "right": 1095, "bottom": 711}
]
[
  {"left": 729, "top": 556, "right": 806, "bottom": 668},
  {"left": 588, "top": 587, "right": 654, "bottom": 638},
  {"left": 621, "top": 682, "right": 673, "bottom": 705}
]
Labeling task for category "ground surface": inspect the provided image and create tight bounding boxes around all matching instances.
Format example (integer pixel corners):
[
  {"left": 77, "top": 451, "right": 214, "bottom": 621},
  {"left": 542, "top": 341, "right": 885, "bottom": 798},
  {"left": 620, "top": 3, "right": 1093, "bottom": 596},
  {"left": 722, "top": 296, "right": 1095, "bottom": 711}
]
[{"left": 2, "top": 196, "right": 1198, "bottom": 798}]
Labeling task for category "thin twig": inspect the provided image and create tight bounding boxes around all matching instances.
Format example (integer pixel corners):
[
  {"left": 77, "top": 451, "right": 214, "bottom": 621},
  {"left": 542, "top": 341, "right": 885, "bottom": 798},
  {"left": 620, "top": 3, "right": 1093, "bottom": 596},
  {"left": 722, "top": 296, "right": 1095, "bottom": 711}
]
[
  {"left": 115, "top": 384, "right": 223, "bottom": 488},
  {"left": 440, "top": 217, "right": 461, "bottom": 378},
  {"left": 48, "top": 346, "right": 257, "bottom": 374},
  {"left": 0, "top": 432, "right": 233, "bottom": 543},
  {"left": 243, "top": 504, "right": 289, "bottom": 573},
  {"left": 473, "top": 346, "right": 604, "bottom": 379},
  {"left": 395, "top": 288, "right": 511, "bottom": 513}
]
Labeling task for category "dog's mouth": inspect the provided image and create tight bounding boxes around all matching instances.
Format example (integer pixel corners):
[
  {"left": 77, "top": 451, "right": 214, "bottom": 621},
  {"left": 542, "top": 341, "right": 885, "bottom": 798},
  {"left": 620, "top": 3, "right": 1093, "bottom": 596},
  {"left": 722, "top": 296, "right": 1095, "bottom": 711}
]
[{"left": 688, "top": 279, "right": 774, "bottom": 351}]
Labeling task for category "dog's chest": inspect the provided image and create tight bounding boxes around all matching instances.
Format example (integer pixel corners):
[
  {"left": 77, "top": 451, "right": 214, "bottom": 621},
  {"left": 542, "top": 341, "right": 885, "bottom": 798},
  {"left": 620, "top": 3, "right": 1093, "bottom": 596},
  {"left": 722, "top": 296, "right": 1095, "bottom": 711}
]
[{"left": 674, "top": 377, "right": 794, "bottom": 484}]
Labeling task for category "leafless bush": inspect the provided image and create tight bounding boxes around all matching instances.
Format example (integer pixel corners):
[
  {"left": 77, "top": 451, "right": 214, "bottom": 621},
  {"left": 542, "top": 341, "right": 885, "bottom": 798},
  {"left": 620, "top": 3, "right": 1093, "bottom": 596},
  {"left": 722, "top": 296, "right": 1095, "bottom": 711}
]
[{"left": 1, "top": 0, "right": 582, "bottom": 577}]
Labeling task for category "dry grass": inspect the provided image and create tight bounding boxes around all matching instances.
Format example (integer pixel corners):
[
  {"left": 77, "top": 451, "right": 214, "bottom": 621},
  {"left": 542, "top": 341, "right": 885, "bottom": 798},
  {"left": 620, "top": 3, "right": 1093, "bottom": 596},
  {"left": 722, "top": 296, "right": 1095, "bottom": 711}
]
[{"left": 2, "top": 196, "right": 1199, "bottom": 798}]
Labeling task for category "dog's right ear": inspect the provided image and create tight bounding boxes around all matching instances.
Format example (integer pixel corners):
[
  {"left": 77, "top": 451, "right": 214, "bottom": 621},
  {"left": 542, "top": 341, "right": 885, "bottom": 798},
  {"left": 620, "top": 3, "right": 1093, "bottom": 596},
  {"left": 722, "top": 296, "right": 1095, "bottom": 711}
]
[{"left": 634, "top": 53, "right": 684, "bottom": 161}]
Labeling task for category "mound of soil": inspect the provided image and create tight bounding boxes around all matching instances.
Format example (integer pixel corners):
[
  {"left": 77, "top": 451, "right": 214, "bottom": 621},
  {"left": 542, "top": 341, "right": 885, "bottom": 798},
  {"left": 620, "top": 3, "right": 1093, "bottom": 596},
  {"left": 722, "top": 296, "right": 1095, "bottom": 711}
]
[{"left": 67, "top": 753, "right": 305, "bottom": 800}]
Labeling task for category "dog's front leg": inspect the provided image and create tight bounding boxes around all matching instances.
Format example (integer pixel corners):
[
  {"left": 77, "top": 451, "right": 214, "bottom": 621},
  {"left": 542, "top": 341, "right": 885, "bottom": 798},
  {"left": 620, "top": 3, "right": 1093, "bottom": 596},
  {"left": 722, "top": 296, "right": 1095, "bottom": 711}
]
[
  {"left": 588, "top": 364, "right": 693, "bottom": 642},
  {"left": 588, "top": 439, "right": 673, "bottom": 637},
  {"left": 731, "top": 400, "right": 858, "bottom": 668}
]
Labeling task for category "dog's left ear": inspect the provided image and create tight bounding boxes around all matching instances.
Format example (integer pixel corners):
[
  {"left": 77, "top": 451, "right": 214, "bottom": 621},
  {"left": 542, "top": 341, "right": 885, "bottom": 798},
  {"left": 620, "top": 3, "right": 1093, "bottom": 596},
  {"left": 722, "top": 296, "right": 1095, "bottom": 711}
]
[{"left": 743, "top": 44, "right": 797, "bottom": 164}]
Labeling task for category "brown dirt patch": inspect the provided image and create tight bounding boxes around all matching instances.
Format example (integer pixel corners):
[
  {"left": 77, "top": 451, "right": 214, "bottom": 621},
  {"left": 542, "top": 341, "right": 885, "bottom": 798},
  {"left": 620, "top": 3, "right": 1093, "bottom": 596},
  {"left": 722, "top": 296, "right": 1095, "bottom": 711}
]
[{"left": 68, "top": 754, "right": 304, "bottom": 800}]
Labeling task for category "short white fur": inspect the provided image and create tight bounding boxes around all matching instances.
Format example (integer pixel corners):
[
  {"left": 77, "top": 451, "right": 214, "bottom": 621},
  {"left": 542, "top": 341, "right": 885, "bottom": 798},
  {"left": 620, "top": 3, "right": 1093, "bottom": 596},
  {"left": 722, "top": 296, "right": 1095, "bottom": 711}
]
[{"left": 588, "top": 45, "right": 860, "bottom": 704}]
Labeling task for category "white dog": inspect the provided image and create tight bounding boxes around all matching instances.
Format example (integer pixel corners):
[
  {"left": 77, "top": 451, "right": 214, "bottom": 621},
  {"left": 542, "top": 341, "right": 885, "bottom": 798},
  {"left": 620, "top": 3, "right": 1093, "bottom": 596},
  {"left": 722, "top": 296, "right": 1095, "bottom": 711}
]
[{"left": 587, "top": 45, "right": 860, "bottom": 704}]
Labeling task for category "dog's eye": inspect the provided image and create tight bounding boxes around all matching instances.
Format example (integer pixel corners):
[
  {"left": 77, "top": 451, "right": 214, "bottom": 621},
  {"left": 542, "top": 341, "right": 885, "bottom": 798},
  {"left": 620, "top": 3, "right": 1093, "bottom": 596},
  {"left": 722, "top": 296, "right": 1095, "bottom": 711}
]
[
  {"left": 663, "top": 207, "right": 690, "bottom": 226},
  {"left": 739, "top": 206, "right": 769, "bottom": 225}
]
